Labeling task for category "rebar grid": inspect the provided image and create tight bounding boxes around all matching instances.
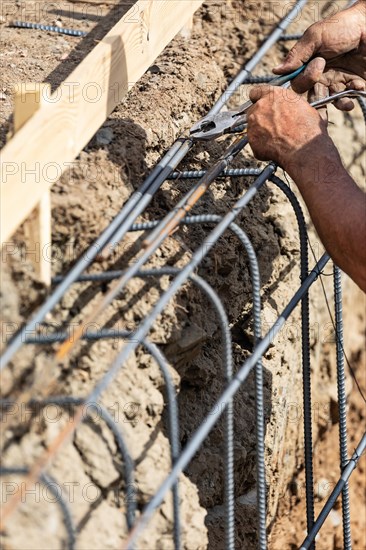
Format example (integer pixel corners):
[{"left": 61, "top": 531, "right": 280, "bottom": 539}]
[{"left": 1, "top": 1, "right": 365, "bottom": 548}]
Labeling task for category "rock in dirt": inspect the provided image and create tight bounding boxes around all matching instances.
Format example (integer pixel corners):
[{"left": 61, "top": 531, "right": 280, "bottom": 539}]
[
  {"left": 164, "top": 323, "right": 207, "bottom": 368},
  {"left": 96, "top": 127, "right": 114, "bottom": 146}
]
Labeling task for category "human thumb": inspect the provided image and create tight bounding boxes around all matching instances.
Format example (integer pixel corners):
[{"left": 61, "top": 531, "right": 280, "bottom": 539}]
[{"left": 273, "top": 30, "right": 319, "bottom": 74}]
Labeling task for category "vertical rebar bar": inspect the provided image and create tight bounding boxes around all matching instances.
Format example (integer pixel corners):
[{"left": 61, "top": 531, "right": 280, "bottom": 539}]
[
  {"left": 124, "top": 254, "right": 331, "bottom": 549},
  {"left": 0, "top": 467, "right": 76, "bottom": 550},
  {"left": 234, "top": 226, "right": 267, "bottom": 550},
  {"left": 333, "top": 266, "right": 352, "bottom": 549},
  {"left": 294, "top": 183, "right": 315, "bottom": 550},
  {"left": 269, "top": 175, "right": 315, "bottom": 545}
]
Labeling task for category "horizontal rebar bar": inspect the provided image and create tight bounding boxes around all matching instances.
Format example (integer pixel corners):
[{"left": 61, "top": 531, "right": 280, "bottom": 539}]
[
  {"left": 124, "top": 252, "right": 330, "bottom": 548},
  {"left": 9, "top": 20, "right": 87, "bottom": 37},
  {"left": 2, "top": 0, "right": 309, "bottom": 371},
  {"left": 167, "top": 168, "right": 262, "bottom": 180},
  {"left": 242, "top": 75, "right": 275, "bottom": 84},
  {"left": 279, "top": 33, "right": 302, "bottom": 41},
  {"left": 141, "top": 135, "right": 249, "bottom": 249}
]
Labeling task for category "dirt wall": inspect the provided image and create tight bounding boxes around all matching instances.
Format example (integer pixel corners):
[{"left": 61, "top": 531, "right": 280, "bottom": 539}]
[{"left": 0, "top": 1, "right": 365, "bottom": 549}]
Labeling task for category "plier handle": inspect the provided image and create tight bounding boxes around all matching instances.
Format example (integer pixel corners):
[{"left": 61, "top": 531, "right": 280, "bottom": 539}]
[{"left": 189, "top": 65, "right": 306, "bottom": 141}]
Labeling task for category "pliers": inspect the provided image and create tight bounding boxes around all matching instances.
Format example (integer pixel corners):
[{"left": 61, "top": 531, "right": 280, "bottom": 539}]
[{"left": 189, "top": 65, "right": 306, "bottom": 141}]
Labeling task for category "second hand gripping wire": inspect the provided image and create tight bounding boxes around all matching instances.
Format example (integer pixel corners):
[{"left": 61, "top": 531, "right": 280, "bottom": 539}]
[
  {"left": 190, "top": 63, "right": 366, "bottom": 141},
  {"left": 189, "top": 65, "right": 306, "bottom": 140}
]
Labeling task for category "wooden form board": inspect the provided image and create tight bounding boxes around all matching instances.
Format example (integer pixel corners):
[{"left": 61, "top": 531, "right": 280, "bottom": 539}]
[
  {"left": 12, "top": 84, "right": 52, "bottom": 285},
  {"left": 0, "top": 0, "right": 203, "bottom": 244}
]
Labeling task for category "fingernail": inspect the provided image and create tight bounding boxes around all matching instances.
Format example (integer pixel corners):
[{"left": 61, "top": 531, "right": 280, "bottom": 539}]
[{"left": 273, "top": 64, "right": 284, "bottom": 71}]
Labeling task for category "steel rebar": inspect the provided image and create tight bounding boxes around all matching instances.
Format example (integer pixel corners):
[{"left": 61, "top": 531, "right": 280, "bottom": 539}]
[
  {"left": 0, "top": 467, "right": 76, "bottom": 550},
  {"left": 123, "top": 253, "right": 330, "bottom": 548},
  {"left": 299, "top": 432, "right": 366, "bottom": 550},
  {"left": 141, "top": 135, "right": 249, "bottom": 249},
  {"left": 210, "top": 0, "right": 308, "bottom": 112},
  {"left": 269, "top": 175, "right": 315, "bottom": 544},
  {"left": 15, "top": 268, "right": 235, "bottom": 550},
  {"left": 0, "top": 141, "right": 188, "bottom": 370},
  {"left": 167, "top": 168, "right": 262, "bottom": 180},
  {"left": 3, "top": 0, "right": 362, "bottom": 546},
  {"left": 0, "top": 0, "right": 309, "bottom": 371},
  {"left": 279, "top": 33, "right": 302, "bottom": 41},
  {"left": 333, "top": 266, "right": 352, "bottom": 549},
  {"left": 9, "top": 20, "right": 87, "bottom": 37}
]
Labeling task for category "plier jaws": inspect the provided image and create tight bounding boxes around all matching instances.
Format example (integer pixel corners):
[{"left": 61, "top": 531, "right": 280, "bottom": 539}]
[
  {"left": 190, "top": 65, "right": 307, "bottom": 141},
  {"left": 189, "top": 101, "right": 251, "bottom": 141}
]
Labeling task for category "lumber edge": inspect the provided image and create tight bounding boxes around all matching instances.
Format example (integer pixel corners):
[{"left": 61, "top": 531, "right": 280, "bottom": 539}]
[{"left": 0, "top": 0, "right": 203, "bottom": 244}]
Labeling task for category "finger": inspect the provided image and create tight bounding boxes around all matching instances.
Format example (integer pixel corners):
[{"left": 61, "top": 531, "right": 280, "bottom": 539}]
[
  {"left": 249, "top": 85, "right": 274, "bottom": 103},
  {"left": 346, "top": 78, "right": 366, "bottom": 91},
  {"left": 334, "top": 98, "right": 355, "bottom": 111},
  {"left": 329, "top": 82, "right": 346, "bottom": 95},
  {"left": 308, "top": 81, "right": 329, "bottom": 103},
  {"left": 273, "top": 27, "right": 321, "bottom": 74},
  {"left": 309, "top": 82, "right": 329, "bottom": 122},
  {"left": 327, "top": 82, "right": 355, "bottom": 111},
  {"left": 246, "top": 119, "right": 267, "bottom": 161},
  {"left": 290, "top": 57, "right": 326, "bottom": 94}
]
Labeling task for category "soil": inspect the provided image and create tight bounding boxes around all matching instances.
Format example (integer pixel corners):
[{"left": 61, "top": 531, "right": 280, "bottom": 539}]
[
  {"left": 270, "top": 266, "right": 366, "bottom": 549},
  {"left": 0, "top": 1, "right": 365, "bottom": 549}
]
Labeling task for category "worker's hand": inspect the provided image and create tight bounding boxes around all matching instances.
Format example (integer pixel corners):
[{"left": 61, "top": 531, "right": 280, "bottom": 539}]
[
  {"left": 273, "top": 0, "right": 366, "bottom": 111},
  {"left": 247, "top": 86, "right": 332, "bottom": 168}
]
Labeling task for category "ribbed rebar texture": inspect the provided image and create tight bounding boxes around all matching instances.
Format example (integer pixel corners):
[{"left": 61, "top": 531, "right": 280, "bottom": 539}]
[
  {"left": 279, "top": 33, "right": 302, "bottom": 40},
  {"left": 242, "top": 75, "right": 275, "bottom": 83},
  {"left": 210, "top": 0, "right": 308, "bottom": 112},
  {"left": 9, "top": 20, "right": 87, "bottom": 36},
  {"left": 2, "top": 1, "right": 365, "bottom": 548},
  {"left": 333, "top": 266, "right": 352, "bottom": 550},
  {"left": 2, "top": 0, "right": 310, "bottom": 370},
  {"left": 270, "top": 177, "right": 315, "bottom": 546},
  {"left": 167, "top": 168, "right": 262, "bottom": 179},
  {"left": 124, "top": 253, "right": 331, "bottom": 549},
  {"left": 357, "top": 96, "right": 366, "bottom": 124}
]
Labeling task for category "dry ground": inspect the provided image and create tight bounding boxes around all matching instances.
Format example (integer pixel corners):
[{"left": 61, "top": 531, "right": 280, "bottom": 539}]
[{"left": 0, "top": 1, "right": 365, "bottom": 549}]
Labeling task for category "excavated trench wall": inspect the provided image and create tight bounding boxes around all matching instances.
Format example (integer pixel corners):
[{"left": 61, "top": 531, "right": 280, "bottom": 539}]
[{"left": 0, "top": 1, "right": 365, "bottom": 549}]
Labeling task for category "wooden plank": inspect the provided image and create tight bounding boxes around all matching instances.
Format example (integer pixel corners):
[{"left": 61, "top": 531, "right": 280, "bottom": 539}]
[
  {"left": 13, "top": 84, "right": 51, "bottom": 133},
  {"left": 0, "top": 0, "right": 203, "bottom": 244},
  {"left": 12, "top": 84, "right": 52, "bottom": 286},
  {"left": 180, "top": 15, "right": 194, "bottom": 39},
  {"left": 22, "top": 193, "right": 52, "bottom": 285}
]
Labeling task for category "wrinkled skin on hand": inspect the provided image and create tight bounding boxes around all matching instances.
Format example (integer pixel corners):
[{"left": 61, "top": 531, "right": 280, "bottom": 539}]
[
  {"left": 247, "top": 86, "right": 331, "bottom": 167},
  {"left": 246, "top": 87, "right": 366, "bottom": 293},
  {"left": 273, "top": 0, "right": 366, "bottom": 110}
]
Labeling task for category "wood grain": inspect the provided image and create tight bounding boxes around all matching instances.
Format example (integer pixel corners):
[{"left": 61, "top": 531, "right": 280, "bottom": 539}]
[
  {"left": 12, "top": 84, "right": 52, "bottom": 285},
  {"left": 0, "top": 0, "right": 203, "bottom": 243}
]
